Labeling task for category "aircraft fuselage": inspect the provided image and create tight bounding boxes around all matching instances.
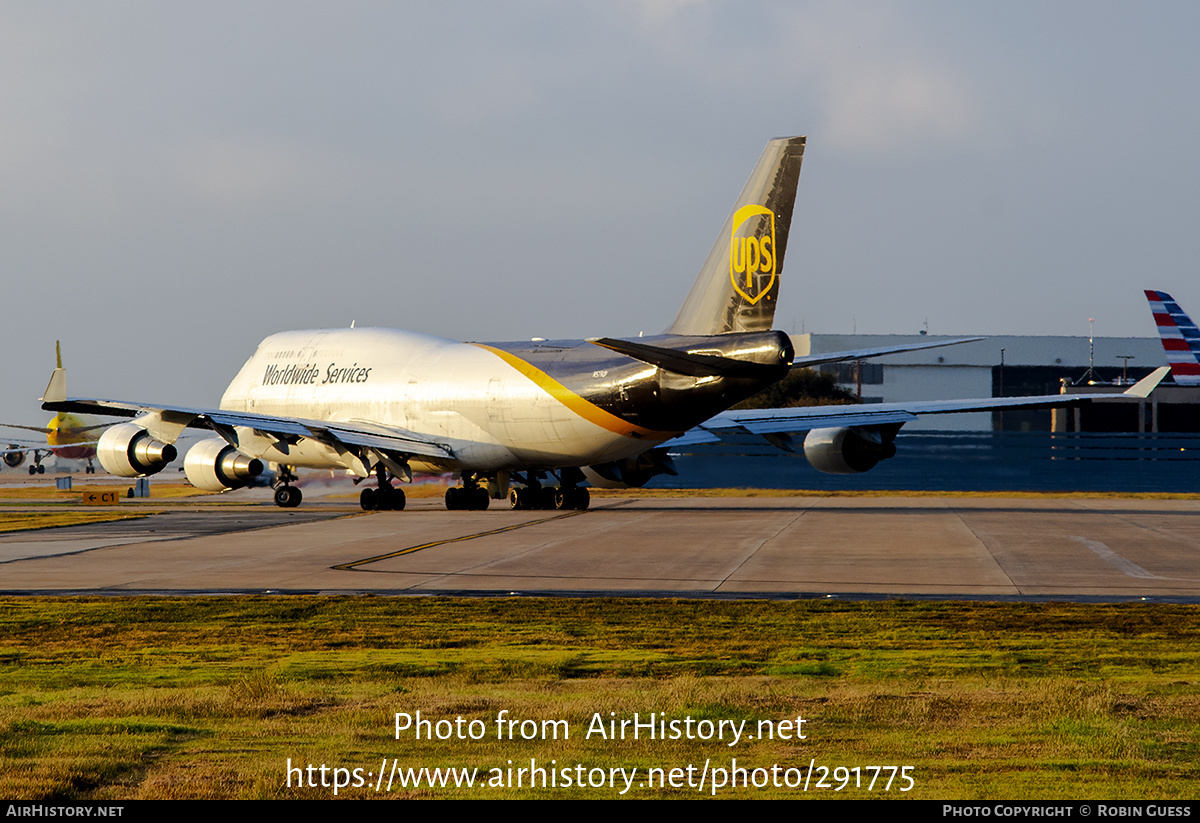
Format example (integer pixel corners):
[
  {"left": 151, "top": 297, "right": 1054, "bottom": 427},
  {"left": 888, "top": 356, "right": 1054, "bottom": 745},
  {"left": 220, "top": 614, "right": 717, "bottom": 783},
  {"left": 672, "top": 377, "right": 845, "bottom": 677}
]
[{"left": 218, "top": 327, "right": 792, "bottom": 474}]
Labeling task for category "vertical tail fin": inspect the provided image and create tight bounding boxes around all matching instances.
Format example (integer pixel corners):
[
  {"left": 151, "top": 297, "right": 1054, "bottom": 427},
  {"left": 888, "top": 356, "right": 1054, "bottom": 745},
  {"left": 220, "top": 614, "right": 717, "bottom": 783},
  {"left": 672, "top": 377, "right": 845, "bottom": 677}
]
[
  {"left": 667, "top": 136, "right": 806, "bottom": 336},
  {"left": 1145, "top": 289, "right": 1200, "bottom": 385}
]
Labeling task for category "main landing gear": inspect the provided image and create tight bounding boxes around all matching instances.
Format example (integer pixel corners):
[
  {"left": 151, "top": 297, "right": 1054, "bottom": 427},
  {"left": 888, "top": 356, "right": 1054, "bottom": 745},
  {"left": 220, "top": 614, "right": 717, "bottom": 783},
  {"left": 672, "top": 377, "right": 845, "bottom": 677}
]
[
  {"left": 273, "top": 465, "right": 303, "bottom": 508},
  {"left": 508, "top": 485, "right": 590, "bottom": 511},
  {"left": 507, "top": 469, "right": 590, "bottom": 511},
  {"left": 360, "top": 464, "right": 406, "bottom": 511},
  {"left": 445, "top": 473, "right": 489, "bottom": 511}
]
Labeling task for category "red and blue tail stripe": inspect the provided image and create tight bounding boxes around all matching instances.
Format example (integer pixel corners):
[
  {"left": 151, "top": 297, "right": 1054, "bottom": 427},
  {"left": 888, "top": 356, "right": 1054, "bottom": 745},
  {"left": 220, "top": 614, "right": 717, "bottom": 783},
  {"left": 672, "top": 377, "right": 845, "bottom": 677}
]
[{"left": 1145, "top": 289, "right": 1200, "bottom": 385}]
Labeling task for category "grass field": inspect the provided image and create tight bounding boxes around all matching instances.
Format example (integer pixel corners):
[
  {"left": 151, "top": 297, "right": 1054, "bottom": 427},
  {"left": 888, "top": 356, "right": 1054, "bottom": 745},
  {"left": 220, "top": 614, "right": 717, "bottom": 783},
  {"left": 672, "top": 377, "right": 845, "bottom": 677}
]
[{"left": 0, "top": 596, "right": 1196, "bottom": 799}]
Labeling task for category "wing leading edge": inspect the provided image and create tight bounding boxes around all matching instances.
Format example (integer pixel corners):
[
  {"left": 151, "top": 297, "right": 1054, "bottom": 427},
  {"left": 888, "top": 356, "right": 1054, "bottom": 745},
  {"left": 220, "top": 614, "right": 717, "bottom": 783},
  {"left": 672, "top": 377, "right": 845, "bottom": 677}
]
[{"left": 41, "top": 393, "right": 454, "bottom": 465}]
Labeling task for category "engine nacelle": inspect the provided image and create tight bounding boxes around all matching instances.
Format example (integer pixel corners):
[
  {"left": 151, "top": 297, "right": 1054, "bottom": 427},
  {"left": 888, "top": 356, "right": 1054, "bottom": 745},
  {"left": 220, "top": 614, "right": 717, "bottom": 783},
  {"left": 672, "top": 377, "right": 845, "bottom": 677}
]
[
  {"left": 3, "top": 446, "right": 25, "bottom": 469},
  {"left": 184, "top": 438, "right": 264, "bottom": 492},
  {"left": 97, "top": 423, "right": 177, "bottom": 477},
  {"left": 803, "top": 427, "right": 897, "bottom": 474},
  {"left": 582, "top": 448, "right": 678, "bottom": 489}
]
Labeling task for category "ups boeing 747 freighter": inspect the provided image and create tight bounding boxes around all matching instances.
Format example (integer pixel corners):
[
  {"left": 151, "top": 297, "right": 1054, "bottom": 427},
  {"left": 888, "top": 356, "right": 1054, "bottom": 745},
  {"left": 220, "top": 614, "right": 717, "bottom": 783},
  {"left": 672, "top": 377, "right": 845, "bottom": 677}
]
[{"left": 41, "top": 137, "right": 1163, "bottom": 510}]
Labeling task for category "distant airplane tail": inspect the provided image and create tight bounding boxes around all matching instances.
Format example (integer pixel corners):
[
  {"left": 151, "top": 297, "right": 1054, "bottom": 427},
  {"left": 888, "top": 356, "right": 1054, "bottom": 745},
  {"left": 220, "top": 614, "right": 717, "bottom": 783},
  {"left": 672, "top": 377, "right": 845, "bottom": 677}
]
[
  {"left": 666, "top": 136, "right": 806, "bottom": 336},
  {"left": 1145, "top": 290, "right": 1200, "bottom": 385}
]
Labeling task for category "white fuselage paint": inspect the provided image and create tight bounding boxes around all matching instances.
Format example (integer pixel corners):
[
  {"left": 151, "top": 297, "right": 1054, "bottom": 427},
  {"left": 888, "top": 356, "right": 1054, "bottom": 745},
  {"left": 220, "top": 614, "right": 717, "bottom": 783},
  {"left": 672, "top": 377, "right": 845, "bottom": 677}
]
[{"left": 218, "top": 328, "right": 659, "bottom": 476}]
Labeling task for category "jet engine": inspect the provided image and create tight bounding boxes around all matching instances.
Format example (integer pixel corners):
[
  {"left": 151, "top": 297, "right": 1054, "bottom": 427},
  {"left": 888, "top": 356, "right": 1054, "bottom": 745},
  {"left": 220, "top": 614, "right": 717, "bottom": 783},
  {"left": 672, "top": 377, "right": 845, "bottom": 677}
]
[
  {"left": 582, "top": 448, "right": 678, "bottom": 489},
  {"left": 3, "top": 446, "right": 25, "bottom": 469},
  {"left": 803, "top": 427, "right": 897, "bottom": 474},
  {"left": 96, "top": 423, "right": 177, "bottom": 477},
  {"left": 184, "top": 438, "right": 265, "bottom": 492}
]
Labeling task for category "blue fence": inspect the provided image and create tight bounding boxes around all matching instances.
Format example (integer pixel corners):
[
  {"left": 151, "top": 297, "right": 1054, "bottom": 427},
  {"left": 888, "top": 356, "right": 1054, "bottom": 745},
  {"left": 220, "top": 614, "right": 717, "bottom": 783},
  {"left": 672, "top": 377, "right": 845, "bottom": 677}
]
[{"left": 653, "top": 431, "right": 1200, "bottom": 493}]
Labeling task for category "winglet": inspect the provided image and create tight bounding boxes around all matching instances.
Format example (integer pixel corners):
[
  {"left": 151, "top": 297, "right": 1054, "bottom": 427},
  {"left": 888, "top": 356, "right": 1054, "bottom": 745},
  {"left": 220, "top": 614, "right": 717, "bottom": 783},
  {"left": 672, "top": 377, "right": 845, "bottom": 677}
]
[
  {"left": 41, "top": 341, "right": 66, "bottom": 405},
  {"left": 1123, "top": 366, "right": 1169, "bottom": 398}
]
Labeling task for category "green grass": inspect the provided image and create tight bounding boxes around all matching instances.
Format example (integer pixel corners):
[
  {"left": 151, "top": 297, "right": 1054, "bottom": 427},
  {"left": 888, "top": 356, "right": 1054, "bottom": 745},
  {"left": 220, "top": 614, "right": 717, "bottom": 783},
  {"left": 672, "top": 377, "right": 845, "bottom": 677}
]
[{"left": 0, "top": 597, "right": 1196, "bottom": 799}]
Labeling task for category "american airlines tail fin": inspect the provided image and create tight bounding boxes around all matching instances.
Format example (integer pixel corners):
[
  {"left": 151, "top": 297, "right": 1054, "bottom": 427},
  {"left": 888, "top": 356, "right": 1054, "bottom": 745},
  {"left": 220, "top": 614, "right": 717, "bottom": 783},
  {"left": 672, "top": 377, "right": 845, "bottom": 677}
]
[
  {"left": 1145, "top": 290, "right": 1200, "bottom": 385},
  {"left": 666, "top": 136, "right": 806, "bottom": 336}
]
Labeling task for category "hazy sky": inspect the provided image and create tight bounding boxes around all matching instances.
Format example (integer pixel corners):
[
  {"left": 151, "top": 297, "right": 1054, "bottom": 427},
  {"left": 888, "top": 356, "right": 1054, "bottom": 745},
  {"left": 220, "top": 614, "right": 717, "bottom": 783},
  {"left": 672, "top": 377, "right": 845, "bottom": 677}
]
[{"left": 2, "top": 1, "right": 1198, "bottom": 423}]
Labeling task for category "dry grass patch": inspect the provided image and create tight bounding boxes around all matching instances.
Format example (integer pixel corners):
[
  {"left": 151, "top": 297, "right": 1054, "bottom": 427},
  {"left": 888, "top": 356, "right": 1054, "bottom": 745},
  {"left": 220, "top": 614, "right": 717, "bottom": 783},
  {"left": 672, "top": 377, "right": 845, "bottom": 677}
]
[{"left": 0, "top": 598, "right": 1196, "bottom": 799}]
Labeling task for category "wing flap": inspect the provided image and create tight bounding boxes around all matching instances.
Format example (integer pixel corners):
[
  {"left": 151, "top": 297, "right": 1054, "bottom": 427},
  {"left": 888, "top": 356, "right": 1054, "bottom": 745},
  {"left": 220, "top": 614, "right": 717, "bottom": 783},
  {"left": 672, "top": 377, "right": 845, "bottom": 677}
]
[{"left": 322, "top": 422, "right": 453, "bottom": 457}]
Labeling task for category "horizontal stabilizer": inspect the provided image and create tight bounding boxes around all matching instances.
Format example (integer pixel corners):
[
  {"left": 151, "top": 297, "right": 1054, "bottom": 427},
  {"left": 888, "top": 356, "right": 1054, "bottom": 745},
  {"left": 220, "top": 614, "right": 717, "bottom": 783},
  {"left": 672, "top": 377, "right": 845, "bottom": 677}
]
[
  {"left": 792, "top": 337, "right": 984, "bottom": 369},
  {"left": 589, "top": 337, "right": 782, "bottom": 379}
]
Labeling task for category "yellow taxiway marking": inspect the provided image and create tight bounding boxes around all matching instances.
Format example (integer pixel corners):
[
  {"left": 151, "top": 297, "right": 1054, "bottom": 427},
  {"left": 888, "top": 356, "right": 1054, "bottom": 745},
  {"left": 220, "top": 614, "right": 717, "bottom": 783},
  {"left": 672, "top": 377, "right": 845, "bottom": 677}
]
[{"left": 333, "top": 509, "right": 591, "bottom": 571}]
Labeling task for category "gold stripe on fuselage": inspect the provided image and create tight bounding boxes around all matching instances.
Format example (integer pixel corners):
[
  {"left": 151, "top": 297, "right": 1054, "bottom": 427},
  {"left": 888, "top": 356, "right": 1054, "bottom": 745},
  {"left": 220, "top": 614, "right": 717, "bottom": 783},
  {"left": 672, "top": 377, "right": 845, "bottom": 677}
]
[{"left": 470, "top": 344, "right": 672, "bottom": 441}]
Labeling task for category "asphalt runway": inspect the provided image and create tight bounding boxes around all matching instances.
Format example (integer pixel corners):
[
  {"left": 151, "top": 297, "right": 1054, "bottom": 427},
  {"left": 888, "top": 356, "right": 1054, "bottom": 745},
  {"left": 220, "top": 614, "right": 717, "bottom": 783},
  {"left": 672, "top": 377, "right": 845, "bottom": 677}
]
[{"left": 2, "top": 492, "right": 1199, "bottom": 600}]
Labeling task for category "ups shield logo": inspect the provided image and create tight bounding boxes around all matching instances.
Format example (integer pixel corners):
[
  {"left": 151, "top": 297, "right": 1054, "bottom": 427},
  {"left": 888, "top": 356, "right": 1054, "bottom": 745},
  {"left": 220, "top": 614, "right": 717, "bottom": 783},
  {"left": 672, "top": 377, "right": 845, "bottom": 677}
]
[{"left": 728, "top": 204, "right": 776, "bottom": 305}]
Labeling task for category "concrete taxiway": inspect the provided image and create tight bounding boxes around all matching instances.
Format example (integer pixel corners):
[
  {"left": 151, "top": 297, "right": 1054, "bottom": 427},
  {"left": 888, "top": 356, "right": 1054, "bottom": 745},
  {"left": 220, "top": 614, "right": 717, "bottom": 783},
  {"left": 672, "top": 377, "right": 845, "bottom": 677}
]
[{"left": 1, "top": 491, "right": 1198, "bottom": 599}]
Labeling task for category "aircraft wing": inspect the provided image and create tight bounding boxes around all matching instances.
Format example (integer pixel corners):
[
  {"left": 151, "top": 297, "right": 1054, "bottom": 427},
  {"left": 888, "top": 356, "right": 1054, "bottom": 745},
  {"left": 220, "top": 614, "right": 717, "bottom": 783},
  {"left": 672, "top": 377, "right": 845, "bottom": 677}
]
[
  {"left": 790, "top": 337, "right": 984, "bottom": 369},
  {"left": 0, "top": 421, "right": 112, "bottom": 437},
  {"left": 41, "top": 396, "right": 455, "bottom": 462},
  {"left": 1, "top": 439, "right": 98, "bottom": 452},
  {"left": 670, "top": 367, "right": 1170, "bottom": 447},
  {"left": 0, "top": 423, "right": 57, "bottom": 435}
]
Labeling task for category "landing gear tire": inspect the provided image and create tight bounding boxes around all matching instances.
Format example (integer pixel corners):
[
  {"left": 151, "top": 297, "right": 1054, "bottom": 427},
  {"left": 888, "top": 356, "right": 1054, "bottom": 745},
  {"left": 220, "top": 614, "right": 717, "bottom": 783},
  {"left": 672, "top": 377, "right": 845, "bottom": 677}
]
[
  {"left": 554, "top": 487, "right": 590, "bottom": 510},
  {"left": 447, "top": 486, "right": 489, "bottom": 511},
  {"left": 361, "top": 462, "right": 407, "bottom": 512},
  {"left": 380, "top": 486, "right": 405, "bottom": 511},
  {"left": 363, "top": 485, "right": 406, "bottom": 511},
  {"left": 510, "top": 486, "right": 561, "bottom": 510},
  {"left": 274, "top": 486, "right": 302, "bottom": 508}
]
